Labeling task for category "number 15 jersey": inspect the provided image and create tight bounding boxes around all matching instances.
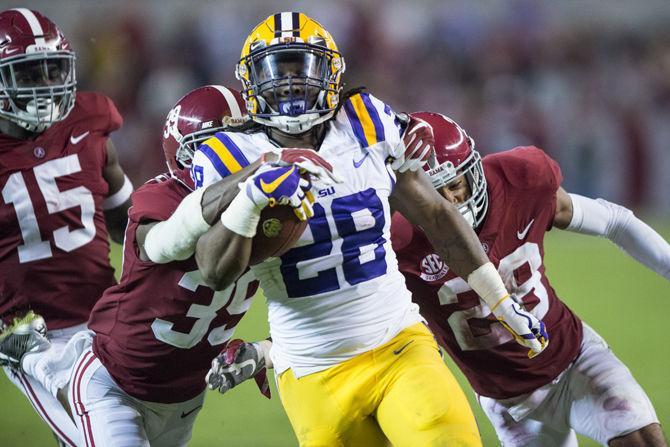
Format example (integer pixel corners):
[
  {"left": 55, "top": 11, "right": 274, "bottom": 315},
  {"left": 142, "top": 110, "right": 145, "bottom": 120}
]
[
  {"left": 192, "top": 92, "right": 422, "bottom": 377},
  {"left": 0, "top": 92, "right": 120, "bottom": 329}
]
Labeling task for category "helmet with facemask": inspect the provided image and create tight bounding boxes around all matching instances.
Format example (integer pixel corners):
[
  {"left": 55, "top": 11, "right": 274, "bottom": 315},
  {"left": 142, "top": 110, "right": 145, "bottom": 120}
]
[
  {"left": 413, "top": 111, "right": 488, "bottom": 228},
  {"left": 236, "top": 12, "right": 345, "bottom": 135},
  {"left": 0, "top": 8, "right": 76, "bottom": 133},
  {"left": 162, "top": 85, "right": 247, "bottom": 175}
]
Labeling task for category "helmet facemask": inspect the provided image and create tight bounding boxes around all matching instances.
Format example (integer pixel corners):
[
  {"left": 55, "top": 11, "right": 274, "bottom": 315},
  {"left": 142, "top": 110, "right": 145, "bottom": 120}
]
[
  {"left": 237, "top": 40, "right": 344, "bottom": 134},
  {"left": 174, "top": 126, "right": 227, "bottom": 170},
  {"left": 0, "top": 51, "right": 76, "bottom": 133},
  {"left": 427, "top": 146, "right": 488, "bottom": 229}
]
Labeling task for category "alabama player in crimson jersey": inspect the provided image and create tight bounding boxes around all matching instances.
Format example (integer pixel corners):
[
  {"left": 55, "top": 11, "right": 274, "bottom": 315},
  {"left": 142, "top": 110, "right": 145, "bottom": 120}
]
[
  {"left": 69, "top": 85, "right": 329, "bottom": 447},
  {"left": 0, "top": 8, "right": 131, "bottom": 446},
  {"left": 391, "top": 112, "right": 669, "bottom": 447}
]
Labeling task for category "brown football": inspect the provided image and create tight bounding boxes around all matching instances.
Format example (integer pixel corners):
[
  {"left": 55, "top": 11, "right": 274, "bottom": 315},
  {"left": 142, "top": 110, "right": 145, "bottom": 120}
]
[{"left": 249, "top": 205, "right": 307, "bottom": 265}]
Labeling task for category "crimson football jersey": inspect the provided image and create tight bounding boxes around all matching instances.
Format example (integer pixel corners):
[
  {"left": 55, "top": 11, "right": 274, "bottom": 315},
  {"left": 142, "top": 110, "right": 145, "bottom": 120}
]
[
  {"left": 89, "top": 169, "right": 258, "bottom": 403},
  {"left": 0, "top": 92, "right": 121, "bottom": 329},
  {"left": 391, "top": 146, "right": 583, "bottom": 399}
]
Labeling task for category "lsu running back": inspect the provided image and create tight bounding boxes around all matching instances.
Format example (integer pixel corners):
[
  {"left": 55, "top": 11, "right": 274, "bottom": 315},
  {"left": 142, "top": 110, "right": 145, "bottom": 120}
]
[{"left": 191, "top": 11, "right": 550, "bottom": 446}]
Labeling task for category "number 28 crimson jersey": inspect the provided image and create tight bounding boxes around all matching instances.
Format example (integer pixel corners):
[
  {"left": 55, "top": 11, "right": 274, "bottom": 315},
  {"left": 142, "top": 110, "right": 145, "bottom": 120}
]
[
  {"left": 88, "top": 169, "right": 258, "bottom": 403},
  {"left": 392, "top": 147, "right": 583, "bottom": 399},
  {"left": 0, "top": 92, "right": 120, "bottom": 329}
]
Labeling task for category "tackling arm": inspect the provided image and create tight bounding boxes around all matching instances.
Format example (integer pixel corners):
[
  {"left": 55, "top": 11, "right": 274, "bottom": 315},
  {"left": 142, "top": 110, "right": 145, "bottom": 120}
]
[
  {"left": 554, "top": 187, "right": 670, "bottom": 280},
  {"left": 102, "top": 139, "right": 133, "bottom": 243},
  {"left": 137, "top": 160, "right": 262, "bottom": 271}
]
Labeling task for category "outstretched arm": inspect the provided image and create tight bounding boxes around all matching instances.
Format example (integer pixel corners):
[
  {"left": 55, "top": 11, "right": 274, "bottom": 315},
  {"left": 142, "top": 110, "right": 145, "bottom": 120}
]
[
  {"left": 554, "top": 187, "right": 670, "bottom": 281},
  {"left": 136, "top": 160, "right": 262, "bottom": 266}
]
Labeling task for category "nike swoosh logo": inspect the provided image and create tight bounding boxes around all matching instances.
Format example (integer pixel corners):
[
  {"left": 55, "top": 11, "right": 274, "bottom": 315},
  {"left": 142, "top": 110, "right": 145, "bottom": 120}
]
[
  {"left": 393, "top": 340, "right": 414, "bottom": 355},
  {"left": 70, "top": 131, "right": 90, "bottom": 145},
  {"left": 260, "top": 166, "right": 295, "bottom": 194},
  {"left": 180, "top": 405, "right": 202, "bottom": 418},
  {"left": 5, "top": 48, "right": 19, "bottom": 55},
  {"left": 353, "top": 151, "right": 370, "bottom": 168},
  {"left": 517, "top": 219, "right": 535, "bottom": 240}
]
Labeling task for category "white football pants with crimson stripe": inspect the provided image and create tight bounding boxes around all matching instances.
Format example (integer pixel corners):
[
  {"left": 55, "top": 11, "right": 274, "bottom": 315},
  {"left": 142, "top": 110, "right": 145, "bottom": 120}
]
[
  {"left": 3, "top": 324, "right": 88, "bottom": 447},
  {"left": 68, "top": 347, "right": 205, "bottom": 447}
]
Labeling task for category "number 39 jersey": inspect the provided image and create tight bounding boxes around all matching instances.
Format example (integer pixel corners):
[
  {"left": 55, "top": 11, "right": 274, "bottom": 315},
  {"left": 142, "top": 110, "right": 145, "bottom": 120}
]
[
  {"left": 192, "top": 92, "right": 422, "bottom": 377},
  {"left": 0, "top": 92, "right": 120, "bottom": 329},
  {"left": 392, "top": 147, "right": 583, "bottom": 399},
  {"left": 88, "top": 169, "right": 258, "bottom": 403}
]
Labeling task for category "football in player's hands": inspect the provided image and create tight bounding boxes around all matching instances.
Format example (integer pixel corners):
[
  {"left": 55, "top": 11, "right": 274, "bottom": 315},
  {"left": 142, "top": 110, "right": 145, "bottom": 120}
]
[{"left": 250, "top": 205, "right": 307, "bottom": 265}]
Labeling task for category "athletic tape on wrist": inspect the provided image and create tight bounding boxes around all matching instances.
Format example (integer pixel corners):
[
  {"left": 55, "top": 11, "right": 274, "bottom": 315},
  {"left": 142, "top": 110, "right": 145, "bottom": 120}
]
[
  {"left": 220, "top": 191, "right": 261, "bottom": 238},
  {"left": 467, "top": 262, "right": 509, "bottom": 310},
  {"left": 144, "top": 187, "right": 210, "bottom": 263}
]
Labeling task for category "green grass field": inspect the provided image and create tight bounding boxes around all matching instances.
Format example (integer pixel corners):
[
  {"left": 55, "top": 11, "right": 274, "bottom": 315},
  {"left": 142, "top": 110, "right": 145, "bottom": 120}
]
[{"left": 2, "top": 225, "right": 669, "bottom": 446}]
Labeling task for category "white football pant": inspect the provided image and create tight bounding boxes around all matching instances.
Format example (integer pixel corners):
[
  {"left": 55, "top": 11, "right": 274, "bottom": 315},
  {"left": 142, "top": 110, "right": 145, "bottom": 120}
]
[
  {"left": 3, "top": 323, "right": 88, "bottom": 447},
  {"left": 479, "top": 323, "right": 659, "bottom": 446},
  {"left": 68, "top": 347, "right": 205, "bottom": 447}
]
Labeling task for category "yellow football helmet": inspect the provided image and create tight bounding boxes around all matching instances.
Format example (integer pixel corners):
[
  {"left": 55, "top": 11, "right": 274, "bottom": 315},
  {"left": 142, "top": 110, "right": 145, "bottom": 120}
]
[{"left": 236, "top": 12, "right": 346, "bottom": 134}]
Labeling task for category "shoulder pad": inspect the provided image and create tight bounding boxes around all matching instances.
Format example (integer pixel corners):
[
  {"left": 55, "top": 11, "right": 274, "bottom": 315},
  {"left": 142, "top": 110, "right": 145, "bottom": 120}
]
[{"left": 337, "top": 92, "right": 401, "bottom": 149}]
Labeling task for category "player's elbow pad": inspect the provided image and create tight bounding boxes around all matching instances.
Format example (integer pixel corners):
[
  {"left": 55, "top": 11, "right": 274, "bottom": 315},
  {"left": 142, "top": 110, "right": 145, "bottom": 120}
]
[{"left": 144, "top": 188, "right": 211, "bottom": 264}]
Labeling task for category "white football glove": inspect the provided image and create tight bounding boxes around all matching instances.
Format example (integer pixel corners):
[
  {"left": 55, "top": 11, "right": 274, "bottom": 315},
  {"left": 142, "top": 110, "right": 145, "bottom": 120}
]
[
  {"left": 242, "top": 163, "right": 315, "bottom": 221},
  {"left": 491, "top": 295, "right": 549, "bottom": 358},
  {"left": 206, "top": 339, "right": 271, "bottom": 399}
]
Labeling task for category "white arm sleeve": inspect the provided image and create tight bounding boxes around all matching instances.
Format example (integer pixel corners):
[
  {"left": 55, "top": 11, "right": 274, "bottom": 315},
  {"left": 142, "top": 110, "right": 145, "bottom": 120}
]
[
  {"left": 567, "top": 193, "right": 670, "bottom": 280},
  {"left": 143, "top": 187, "right": 211, "bottom": 264}
]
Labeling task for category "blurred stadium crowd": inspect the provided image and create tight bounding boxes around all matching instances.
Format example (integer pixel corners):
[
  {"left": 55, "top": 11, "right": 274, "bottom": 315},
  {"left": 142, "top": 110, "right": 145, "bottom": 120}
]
[{"left": 28, "top": 0, "right": 670, "bottom": 212}]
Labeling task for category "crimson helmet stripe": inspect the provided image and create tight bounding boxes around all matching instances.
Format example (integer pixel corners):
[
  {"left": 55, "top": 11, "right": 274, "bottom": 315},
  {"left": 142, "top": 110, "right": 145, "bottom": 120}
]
[
  {"left": 209, "top": 85, "right": 244, "bottom": 118},
  {"left": 11, "top": 8, "right": 46, "bottom": 45}
]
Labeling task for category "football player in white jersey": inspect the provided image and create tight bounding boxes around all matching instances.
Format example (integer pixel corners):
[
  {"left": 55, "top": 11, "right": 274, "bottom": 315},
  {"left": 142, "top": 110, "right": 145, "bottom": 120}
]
[{"left": 192, "top": 12, "right": 549, "bottom": 447}]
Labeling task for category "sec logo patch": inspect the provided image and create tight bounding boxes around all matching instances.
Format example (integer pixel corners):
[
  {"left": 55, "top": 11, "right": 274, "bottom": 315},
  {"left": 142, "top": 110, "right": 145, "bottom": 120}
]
[{"left": 419, "top": 254, "right": 449, "bottom": 281}]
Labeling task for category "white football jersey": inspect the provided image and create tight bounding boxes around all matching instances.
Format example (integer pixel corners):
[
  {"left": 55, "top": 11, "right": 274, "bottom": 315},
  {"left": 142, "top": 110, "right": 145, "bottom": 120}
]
[{"left": 191, "top": 92, "right": 422, "bottom": 377}]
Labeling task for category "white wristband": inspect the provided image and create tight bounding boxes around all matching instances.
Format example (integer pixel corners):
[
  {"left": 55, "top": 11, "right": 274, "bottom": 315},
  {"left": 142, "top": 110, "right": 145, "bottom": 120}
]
[
  {"left": 220, "top": 190, "right": 261, "bottom": 238},
  {"left": 467, "top": 262, "right": 509, "bottom": 309},
  {"left": 103, "top": 175, "right": 133, "bottom": 210},
  {"left": 144, "top": 187, "right": 210, "bottom": 263}
]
